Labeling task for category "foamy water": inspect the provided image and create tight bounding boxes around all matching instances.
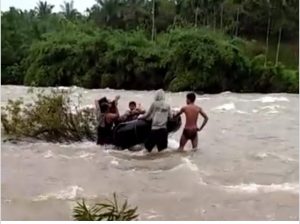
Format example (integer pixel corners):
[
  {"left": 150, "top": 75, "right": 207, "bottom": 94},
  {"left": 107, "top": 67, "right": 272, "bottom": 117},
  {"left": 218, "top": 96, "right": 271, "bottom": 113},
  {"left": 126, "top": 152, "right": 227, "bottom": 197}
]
[
  {"left": 223, "top": 183, "right": 299, "bottom": 194},
  {"left": 1, "top": 86, "right": 299, "bottom": 221}
]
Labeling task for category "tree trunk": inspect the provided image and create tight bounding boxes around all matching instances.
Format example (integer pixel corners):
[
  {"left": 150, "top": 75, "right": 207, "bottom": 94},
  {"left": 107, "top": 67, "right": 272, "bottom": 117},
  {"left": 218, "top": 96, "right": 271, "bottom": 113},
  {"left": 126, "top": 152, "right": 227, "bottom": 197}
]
[
  {"left": 194, "top": 7, "right": 198, "bottom": 27},
  {"left": 151, "top": 0, "right": 155, "bottom": 41},
  {"left": 213, "top": 7, "right": 216, "bottom": 31},
  {"left": 264, "top": 10, "right": 271, "bottom": 67},
  {"left": 235, "top": 6, "right": 240, "bottom": 36},
  {"left": 173, "top": 15, "right": 177, "bottom": 27},
  {"left": 220, "top": 3, "right": 223, "bottom": 30},
  {"left": 275, "top": 26, "right": 282, "bottom": 66},
  {"left": 206, "top": 14, "right": 209, "bottom": 27}
]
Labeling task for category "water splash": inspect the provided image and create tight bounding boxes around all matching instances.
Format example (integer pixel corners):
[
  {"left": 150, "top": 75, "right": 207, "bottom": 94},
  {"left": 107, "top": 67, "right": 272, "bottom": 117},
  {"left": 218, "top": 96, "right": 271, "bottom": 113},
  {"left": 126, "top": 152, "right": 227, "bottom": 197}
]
[
  {"left": 223, "top": 183, "right": 299, "bottom": 194},
  {"left": 33, "top": 185, "right": 86, "bottom": 201},
  {"left": 212, "top": 102, "right": 235, "bottom": 111},
  {"left": 252, "top": 96, "right": 289, "bottom": 103}
]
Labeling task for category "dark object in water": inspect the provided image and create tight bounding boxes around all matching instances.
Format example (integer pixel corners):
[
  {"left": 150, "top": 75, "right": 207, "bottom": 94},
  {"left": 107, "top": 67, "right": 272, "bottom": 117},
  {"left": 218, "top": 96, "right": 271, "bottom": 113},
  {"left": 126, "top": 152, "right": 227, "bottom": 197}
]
[{"left": 112, "top": 116, "right": 181, "bottom": 149}]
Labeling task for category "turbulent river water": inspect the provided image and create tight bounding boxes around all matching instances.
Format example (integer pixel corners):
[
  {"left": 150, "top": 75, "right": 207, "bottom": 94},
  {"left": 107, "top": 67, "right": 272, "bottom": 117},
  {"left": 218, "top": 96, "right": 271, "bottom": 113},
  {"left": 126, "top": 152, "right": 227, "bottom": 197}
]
[{"left": 1, "top": 85, "right": 299, "bottom": 221}]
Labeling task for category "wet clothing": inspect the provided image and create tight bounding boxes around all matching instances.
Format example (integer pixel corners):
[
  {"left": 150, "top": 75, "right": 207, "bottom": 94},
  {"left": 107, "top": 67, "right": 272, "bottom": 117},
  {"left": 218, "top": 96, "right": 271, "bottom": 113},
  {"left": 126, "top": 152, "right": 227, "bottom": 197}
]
[
  {"left": 97, "top": 123, "right": 113, "bottom": 145},
  {"left": 141, "top": 90, "right": 171, "bottom": 152},
  {"left": 182, "top": 128, "right": 198, "bottom": 141},
  {"left": 140, "top": 90, "right": 172, "bottom": 130},
  {"left": 96, "top": 113, "right": 113, "bottom": 145},
  {"left": 144, "top": 128, "right": 168, "bottom": 152}
]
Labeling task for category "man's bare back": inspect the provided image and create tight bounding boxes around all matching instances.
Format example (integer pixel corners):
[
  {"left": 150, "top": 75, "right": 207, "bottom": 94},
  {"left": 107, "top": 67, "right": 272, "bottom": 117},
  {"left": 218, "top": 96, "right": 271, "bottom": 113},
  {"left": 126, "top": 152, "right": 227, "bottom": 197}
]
[
  {"left": 182, "top": 104, "right": 200, "bottom": 129},
  {"left": 176, "top": 93, "right": 208, "bottom": 151}
]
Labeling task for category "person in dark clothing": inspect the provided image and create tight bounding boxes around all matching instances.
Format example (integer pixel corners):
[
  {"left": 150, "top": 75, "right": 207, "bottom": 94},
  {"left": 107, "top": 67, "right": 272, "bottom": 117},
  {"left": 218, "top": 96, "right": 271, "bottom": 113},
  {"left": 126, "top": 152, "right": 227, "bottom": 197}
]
[
  {"left": 96, "top": 96, "right": 120, "bottom": 113},
  {"left": 95, "top": 98, "right": 120, "bottom": 145}
]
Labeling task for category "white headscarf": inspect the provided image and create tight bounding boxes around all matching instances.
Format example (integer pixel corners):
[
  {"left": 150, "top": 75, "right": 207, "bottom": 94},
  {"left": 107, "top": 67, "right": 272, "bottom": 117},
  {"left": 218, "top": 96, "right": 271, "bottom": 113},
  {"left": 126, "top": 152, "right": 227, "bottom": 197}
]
[{"left": 154, "top": 89, "right": 165, "bottom": 102}]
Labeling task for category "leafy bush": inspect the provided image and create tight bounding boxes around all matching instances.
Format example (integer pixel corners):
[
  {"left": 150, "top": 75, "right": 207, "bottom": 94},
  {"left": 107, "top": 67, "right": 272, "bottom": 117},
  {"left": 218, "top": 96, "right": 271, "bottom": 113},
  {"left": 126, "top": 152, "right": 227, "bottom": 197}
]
[
  {"left": 249, "top": 55, "right": 298, "bottom": 93},
  {"left": 14, "top": 26, "right": 299, "bottom": 93},
  {"left": 162, "top": 28, "right": 251, "bottom": 92},
  {"left": 1, "top": 89, "right": 96, "bottom": 142},
  {"left": 73, "top": 193, "right": 138, "bottom": 221}
]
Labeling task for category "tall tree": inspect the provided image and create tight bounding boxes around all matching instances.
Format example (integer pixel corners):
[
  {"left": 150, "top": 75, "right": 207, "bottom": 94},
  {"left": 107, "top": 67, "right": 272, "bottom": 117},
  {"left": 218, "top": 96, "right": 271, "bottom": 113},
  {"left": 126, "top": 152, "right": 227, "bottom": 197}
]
[
  {"left": 233, "top": 0, "right": 242, "bottom": 36},
  {"left": 274, "top": 0, "right": 288, "bottom": 65},
  {"left": 151, "top": 0, "right": 155, "bottom": 41},
  {"left": 60, "top": 0, "right": 79, "bottom": 20},
  {"left": 264, "top": 0, "right": 271, "bottom": 66},
  {"left": 35, "top": 1, "right": 54, "bottom": 17}
]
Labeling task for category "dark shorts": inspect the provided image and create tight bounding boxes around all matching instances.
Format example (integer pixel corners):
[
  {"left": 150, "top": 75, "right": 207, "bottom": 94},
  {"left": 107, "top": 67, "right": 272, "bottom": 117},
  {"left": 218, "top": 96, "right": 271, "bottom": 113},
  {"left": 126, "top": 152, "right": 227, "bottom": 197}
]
[
  {"left": 144, "top": 128, "right": 168, "bottom": 152},
  {"left": 97, "top": 126, "right": 113, "bottom": 145},
  {"left": 182, "top": 128, "right": 198, "bottom": 141}
]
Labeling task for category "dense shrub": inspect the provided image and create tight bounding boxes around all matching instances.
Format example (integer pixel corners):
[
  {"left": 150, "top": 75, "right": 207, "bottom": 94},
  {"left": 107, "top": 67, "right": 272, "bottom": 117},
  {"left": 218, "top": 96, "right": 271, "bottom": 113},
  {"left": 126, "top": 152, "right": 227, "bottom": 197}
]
[
  {"left": 1, "top": 89, "right": 96, "bottom": 142},
  {"left": 8, "top": 26, "right": 298, "bottom": 93}
]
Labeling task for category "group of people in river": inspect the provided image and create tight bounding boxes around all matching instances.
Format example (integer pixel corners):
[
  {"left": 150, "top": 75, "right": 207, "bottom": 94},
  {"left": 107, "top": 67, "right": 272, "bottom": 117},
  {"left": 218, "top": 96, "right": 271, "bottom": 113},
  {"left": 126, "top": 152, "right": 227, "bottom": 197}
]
[{"left": 95, "top": 89, "right": 209, "bottom": 152}]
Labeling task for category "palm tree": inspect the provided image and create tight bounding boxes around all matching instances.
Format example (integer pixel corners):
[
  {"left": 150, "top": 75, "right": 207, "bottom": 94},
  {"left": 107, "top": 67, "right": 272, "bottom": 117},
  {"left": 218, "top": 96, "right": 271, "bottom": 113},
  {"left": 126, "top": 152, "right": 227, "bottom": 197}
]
[
  {"left": 60, "top": 0, "right": 79, "bottom": 20},
  {"left": 151, "top": 0, "right": 155, "bottom": 41},
  {"left": 96, "top": 0, "right": 124, "bottom": 24},
  {"left": 35, "top": 1, "right": 54, "bottom": 17},
  {"left": 274, "top": 0, "right": 288, "bottom": 66},
  {"left": 233, "top": 0, "right": 242, "bottom": 36},
  {"left": 121, "top": 0, "right": 148, "bottom": 29},
  {"left": 264, "top": 0, "right": 272, "bottom": 67}
]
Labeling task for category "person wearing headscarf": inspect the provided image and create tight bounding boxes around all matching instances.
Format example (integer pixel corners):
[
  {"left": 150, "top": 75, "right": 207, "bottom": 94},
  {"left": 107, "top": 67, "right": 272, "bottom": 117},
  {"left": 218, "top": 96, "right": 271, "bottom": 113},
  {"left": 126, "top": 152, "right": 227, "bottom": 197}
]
[{"left": 139, "top": 89, "right": 172, "bottom": 152}]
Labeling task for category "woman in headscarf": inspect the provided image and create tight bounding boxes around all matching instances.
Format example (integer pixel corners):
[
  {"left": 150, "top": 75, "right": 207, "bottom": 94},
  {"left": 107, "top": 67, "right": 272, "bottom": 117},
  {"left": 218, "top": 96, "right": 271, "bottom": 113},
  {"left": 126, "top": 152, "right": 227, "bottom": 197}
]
[{"left": 139, "top": 89, "right": 172, "bottom": 152}]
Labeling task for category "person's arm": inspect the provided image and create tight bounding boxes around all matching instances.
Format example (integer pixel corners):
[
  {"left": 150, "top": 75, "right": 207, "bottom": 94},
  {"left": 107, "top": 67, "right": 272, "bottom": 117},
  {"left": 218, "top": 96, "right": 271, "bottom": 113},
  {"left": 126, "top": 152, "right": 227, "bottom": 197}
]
[
  {"left": 119, "top": 110, "right": 130, "bottom": 121},
  {"left": 95, "top": 100, "right": 101, "bottom": 120},
  {"left": 139, "top": 109, "right": 146, "bottom": 114},
  {"left": 139, "top": 103, "right": 154, "bottom": 120},
  {"left": 135, "top": 103, "right": 145, "bottom": 115},
  {"left": 174, "top": 107, "right": 184, "bottom": 117},
  {"left": 168, "top": 105, "right": 172, "bottom": 119},
  {"left": 113, "top": 95, "right": 120, "bottom": 106},
  {"left": 135, "top": 108, "right": 145, "bottom": 115},
  {"left": 95, "top": 100, "right": 100, "bottom": 110},
  {"left": 198, "top": 107, "right": 208, "bottom": 132}
]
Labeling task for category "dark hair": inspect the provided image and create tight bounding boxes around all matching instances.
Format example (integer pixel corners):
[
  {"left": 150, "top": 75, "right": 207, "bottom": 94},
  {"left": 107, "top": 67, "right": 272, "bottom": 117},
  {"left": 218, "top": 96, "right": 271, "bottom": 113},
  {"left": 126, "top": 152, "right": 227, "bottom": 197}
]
[
  {"left": 129, "top": 101, "right": 136, "bottom": 107},
  {"left": 98, "top": 97, "right": 108, "bottom": 107},
  {"left": 100, "top": 103, "right": 109, "bottom": 113},
  {"left": 186, "top": 92, "right": 196, "bottom": 102}
]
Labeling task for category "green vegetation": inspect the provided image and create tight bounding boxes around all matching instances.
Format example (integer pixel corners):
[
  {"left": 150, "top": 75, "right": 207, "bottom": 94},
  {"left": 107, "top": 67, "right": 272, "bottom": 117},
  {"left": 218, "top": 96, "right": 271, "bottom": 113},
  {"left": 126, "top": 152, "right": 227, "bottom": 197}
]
[
  {"left": 73, "top": 193, "right": 138, "bottom": 221},
  {"left": 1, "top": 89, "right": 97, "bottom": 142},
  {"left": 1, "top": 0, "right": 298, "bottom": 93}
]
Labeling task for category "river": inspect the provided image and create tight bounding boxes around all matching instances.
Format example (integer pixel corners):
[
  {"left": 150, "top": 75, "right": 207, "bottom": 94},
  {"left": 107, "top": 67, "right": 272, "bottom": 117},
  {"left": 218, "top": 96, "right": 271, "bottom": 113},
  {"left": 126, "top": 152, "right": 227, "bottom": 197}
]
[{"left": 1, "top": 85, "right": 299, "bottom": 220}]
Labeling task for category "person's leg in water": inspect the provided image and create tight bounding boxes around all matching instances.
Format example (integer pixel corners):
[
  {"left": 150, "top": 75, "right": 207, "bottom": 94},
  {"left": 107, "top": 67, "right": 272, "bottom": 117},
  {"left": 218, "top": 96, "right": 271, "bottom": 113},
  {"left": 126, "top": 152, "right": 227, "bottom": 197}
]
[
  {"left": 144, "top": 130, "right": 156, "bottom": 152},
  {"left": 96, "top": 126, "right": 101, "bottom": 145},
  {"left": 178, "top": 129, "right": 198, "bottom": 151},
  {"left": 178, "top": 132, "right": 188, "bottom": 151},
  {"left": 157, "top": 129, "right": 168, "bottom": 152},
  {"left": 191, "top": 134, "right": 198, "bottom": 151}
]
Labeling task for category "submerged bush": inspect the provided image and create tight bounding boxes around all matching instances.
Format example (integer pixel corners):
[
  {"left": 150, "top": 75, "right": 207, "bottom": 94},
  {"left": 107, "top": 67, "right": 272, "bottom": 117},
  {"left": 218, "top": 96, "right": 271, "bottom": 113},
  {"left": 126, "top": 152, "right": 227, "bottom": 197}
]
[
  {"left": 73, "top": 193, "right": 138, "bottom": 221},
  {"left": 1, "top": 89, "right": 97, "bottom": 142}
]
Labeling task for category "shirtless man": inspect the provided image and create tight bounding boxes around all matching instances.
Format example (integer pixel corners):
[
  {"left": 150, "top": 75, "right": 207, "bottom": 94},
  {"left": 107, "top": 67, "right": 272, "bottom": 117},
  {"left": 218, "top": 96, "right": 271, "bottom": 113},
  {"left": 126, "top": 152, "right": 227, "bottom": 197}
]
[{"left": 175, "top": 92, "right": 208, "bottom": 151}]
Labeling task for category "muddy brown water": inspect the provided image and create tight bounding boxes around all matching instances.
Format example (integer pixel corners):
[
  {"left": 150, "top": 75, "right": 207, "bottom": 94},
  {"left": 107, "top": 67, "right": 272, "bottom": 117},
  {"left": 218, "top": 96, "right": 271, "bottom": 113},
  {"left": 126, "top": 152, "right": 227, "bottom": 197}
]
[{"left": 1, "top": 85, "right": 299, "bottom": 220}]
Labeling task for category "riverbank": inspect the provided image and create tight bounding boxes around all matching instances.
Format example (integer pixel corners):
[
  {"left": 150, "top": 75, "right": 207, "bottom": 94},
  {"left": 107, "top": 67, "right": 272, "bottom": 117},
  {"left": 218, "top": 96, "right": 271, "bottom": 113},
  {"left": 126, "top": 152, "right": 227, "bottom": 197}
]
[{"left": 2, "top": 27, "right": 299, "bottom": 93}]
